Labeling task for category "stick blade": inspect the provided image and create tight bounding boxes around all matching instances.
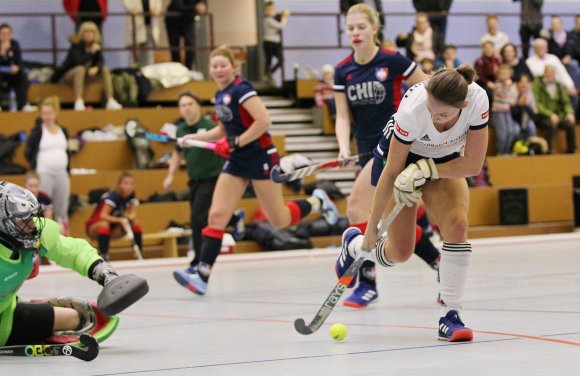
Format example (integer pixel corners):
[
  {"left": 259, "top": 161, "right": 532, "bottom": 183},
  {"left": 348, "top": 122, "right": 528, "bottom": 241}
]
[
  {"left": 76, "top": 334, "right": 99, "bottom": 361},
  {"left": 270, "top": 165, "right": 289, "bottom": 183},
  {"left": 294, "top": 318, "right": 314, "bottom": 335}
]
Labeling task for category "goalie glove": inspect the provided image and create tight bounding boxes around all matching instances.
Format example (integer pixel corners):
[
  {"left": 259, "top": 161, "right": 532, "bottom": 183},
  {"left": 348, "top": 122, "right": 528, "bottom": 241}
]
[
  {"left": 394, "top": 158, "right": 439, "bottom": 207},
  {"left": 90, "top": 260, "right": 119, "bottom": 287}
]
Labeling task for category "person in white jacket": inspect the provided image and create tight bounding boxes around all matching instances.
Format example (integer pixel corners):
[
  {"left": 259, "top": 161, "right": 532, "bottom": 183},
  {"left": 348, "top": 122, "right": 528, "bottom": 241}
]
[
  {"left": 526, "top": 38, "right": 577, "bottom": 97},
  {"left": 123, "top": 0, "right": 163, "bottom": 67}
]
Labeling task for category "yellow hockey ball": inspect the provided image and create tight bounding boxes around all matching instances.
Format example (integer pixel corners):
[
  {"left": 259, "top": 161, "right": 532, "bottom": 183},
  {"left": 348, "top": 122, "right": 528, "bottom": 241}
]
[{"left": 330, "top": 323, "right": 347, "bottom": 341}]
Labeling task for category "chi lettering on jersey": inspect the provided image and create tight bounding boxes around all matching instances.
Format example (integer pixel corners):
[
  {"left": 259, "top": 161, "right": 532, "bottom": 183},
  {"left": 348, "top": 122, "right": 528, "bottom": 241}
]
[{"left": 347, "top": 81, "right": 386, "bottom": 105}]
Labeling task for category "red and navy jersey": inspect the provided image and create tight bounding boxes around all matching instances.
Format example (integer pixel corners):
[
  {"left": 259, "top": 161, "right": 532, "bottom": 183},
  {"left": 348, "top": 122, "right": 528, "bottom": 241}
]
[
  {"left": 333, "top": 48, "right": 417, "bottom": 141},
  {"left": 86, "top": 190, "right": 138, "bottom": 226},
  {"left": 214, "top": 76, "right": 274, "bottom": 155}
]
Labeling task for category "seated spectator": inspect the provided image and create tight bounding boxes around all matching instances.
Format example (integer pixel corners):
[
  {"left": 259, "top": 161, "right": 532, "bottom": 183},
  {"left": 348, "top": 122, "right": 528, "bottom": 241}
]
[
  {"left": 0, "top": 23, "right": 35, "bottom": 111},
  {"left": 314, "top": 64, "right": 336, "bottom": 119},
  {"left": 526, "top": 38, "right": 577, "bottom": 97},
  {"left": 420, "top": 57, "right": 434, "bottom": 75},
  {"left": 480, "top": 14, "right": 509, "bottom": 56},
  {"left": 532, "top": 65, "right": 576, "bottom": 154},
  {"left": 491, "top": 64, "right": 518, "bottom": 155},
  {"left": 544, "top": 15, "right": 580, "bottom": 87},
  {"left": 474, "top": 40, "right": 501, "bottom": 102},
  {"left": 500, "top": 43, "right": 533, "bottom": 82},
  {"left": 434, "top": 44, "right": 461, "bottom": 70},
  {"left": 24, "top": 96, "right": 71, "bottom": 235},
  {"left": 511, "top": 73, "right": 538, "bottom": 140},
  {"left": 50, "top": 21, "right": 122, "bottom": 111},
  {"left": 396, "top": 12, "right": 443, "bottom": 63},
  {"left": 24, "top": 170, "right": 54, "bottom": 220},
  {"left": 86, "top": 171, "right": 142, "bottom": 261}
]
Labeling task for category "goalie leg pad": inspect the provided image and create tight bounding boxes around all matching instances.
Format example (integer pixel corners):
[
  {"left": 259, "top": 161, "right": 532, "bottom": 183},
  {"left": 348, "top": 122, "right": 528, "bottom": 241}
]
[{"left": 97, "top": 274, "right": 149, "bottom": 317}]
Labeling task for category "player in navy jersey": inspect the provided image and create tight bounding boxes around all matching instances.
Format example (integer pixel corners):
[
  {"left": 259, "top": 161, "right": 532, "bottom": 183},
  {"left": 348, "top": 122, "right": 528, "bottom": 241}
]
[
  {"left": 86, "top": 171, "right": 142, "bottom": 261},
  {"left": 334, "top": 3, "right": 440, "bottom": 308},
  {"left": 174, "top": 45, "right": 338, "bottom": 296},
  {"left": 337, "top": 65, "right": 489, "bottom": 342}
]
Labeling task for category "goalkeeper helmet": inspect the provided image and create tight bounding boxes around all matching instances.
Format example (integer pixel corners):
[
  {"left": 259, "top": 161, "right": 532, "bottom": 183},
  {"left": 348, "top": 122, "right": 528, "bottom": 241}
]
[{"left": 0, "top": 181, "right": 43, "bottom": 252}]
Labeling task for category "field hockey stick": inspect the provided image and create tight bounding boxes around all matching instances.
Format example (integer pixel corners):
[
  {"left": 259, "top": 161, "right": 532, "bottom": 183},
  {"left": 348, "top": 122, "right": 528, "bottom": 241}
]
[
  {"left": 125, "top": 121, "right": 215, "bottom": 150},
  {"left": 0, "top": 334, "right": 99, "bottom": 362},
  {"left": 122, "top": 218, "right": 144, "bottom": 260},
  {"left": 270, "top": 152, "right": 372, "bottom": 183},
  {"left": 294, "top": 202, "right": 405, "bottom": 335}
]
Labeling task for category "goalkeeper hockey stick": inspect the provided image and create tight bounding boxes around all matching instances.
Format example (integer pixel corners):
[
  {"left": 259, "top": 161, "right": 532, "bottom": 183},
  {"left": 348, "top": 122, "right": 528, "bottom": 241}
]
[
  {"left": 270, "top": 152, "right": 372, "bottom": 183},
  {"left": 122, "top": 218, "right": 144, "bottom": 260},
  {"left": 0, "top": 334, "right": 99, "bottom": 362},
  {"left": 294, "top": 203, "right": 405, "bottom": 335}
]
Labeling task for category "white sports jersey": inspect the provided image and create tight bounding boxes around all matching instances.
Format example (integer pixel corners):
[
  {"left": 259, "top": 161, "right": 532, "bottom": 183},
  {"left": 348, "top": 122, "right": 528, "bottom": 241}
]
[{"left": 392, "top": 81, "right": 489, "bottom": 159}]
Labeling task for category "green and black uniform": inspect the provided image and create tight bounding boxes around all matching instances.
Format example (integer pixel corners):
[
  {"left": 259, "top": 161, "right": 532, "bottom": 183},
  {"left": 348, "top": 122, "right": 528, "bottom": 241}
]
[
  {"left": 0, "top": 218, "right": 102, "bottom": 346},
  {"left": 175, "top": 115, "right": 223, "bottom": 265}
]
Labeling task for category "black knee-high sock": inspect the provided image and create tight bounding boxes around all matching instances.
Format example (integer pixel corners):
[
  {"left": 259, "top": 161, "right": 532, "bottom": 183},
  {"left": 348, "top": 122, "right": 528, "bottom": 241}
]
[
  {"left": 133, "top": 231, "right": 143, "bottom": 251},
  {"left": 97, "top": 233, "right": 110, "bottom": 256},
  {"left": 198, "top": 227, "right": 224, "bottom": 282},
  {"left": 414, "top": 233, "right": 441, "bottom": 270}
]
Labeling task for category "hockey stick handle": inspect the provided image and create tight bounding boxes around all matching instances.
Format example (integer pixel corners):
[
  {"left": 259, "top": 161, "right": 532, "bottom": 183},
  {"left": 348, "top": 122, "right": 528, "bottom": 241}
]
[
  {"left": 0, "top": 334, "right": 99, "bottom": 361},
  {"left": 270, "top": 152, "right": 373, "bottom": 183}
]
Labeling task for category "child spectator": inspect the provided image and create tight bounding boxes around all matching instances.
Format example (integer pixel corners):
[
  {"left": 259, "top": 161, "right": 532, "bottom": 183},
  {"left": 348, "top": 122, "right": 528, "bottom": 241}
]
[
  {"left": 86, "top": 171, "right": 142, "bottom": 261},
  {"left": 50, "top": 21, "right": 122, "bottom": 111},
  {"left": 474, "top": 40, "right": 501, "bottom": 102},
  {"left": 480, "top": 14, "right": 509, "bottom": 56},
  {"left": 263, "top": 1, "right": 290, "bottom": 83},
  {"left": 434, "top": 44, "right": 461, "bottom": 70},
  {"left": 420, "top": 57, "right": 434, "bottom": 75},
  {"left": 314, "top": 64, "right": 336, "bottom": 118},
  {"left": 24, "top": 171, "right": 54, "bottom": 220},
  {"left": 491, "top": 64, "right": 518, "bottom": 155}
]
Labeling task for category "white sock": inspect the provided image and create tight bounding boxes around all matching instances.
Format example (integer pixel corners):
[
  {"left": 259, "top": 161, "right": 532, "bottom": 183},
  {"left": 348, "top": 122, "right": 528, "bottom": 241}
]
[
  {"left": 347, "top": 235, "right": 363, "bottom": 258},
  {"left": 439, "top": 242, "right": 472, "bottom": 317}
]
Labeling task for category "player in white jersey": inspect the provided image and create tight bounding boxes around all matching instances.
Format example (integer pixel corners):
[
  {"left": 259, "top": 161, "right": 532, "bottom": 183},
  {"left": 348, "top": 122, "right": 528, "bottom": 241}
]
[{"left": 336, "top": 65, "right": 489, "bottom": 342}]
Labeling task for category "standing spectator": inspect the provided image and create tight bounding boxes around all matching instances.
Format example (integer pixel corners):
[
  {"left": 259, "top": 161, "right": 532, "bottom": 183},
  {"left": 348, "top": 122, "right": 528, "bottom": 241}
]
[
  {"left": 396, "top": 12, "right": 444, "bottom": 63},
  {"left": 532, "top": 65, "right": 576, "bottom": 153},
  {"left": 480, "top": 14, "right": 509, "bottom": 56},
  {"left": 571, "top": 15, "right": 580, "bottom": 62},
  {"left": 544, "top": 15, "right": 580, "bottom": 87},
  {"left": 123, "top": 0, "right": 163, "bottom": 67},
  {"left": 514, "top": 0, "right": 543, "bottom": 60},
  {"left": 434, "top": 44, "right": 461, "bottom": 70},
  {"left": 0, "top": 24, "right": 34, "bottom": 112},
  {"left": 314, "top": 64, "right": 336, "bottom": 119},
  {"left": 172, "top": 46, "right": 338, "bottom": 295},
  {"left": 412, "top": 0, "right": 452, "bottom": 45},
  {"left": 474, "top": 41, "right": 501, "bottom": 101},
  {"left": 491, "top": 64, "right": 518, "bottom": 154},
  {"left": 511, "top": 73, "right": 538, "bottom": 140},
  {"left": 526, "top": 38, "right": 577, "bottom": 97},
  {"left": 500, "top": 42, "right": 533, "bottom": 81},
  {"left": 163, "top": 92, "right": 224, "bottom": 274},
  {"left": 24, "top": 96, "right": 71, "bottom": 234},
  {"left": 51, "top": 22, "right": 122, "bottom": 111},
  {"left": 165, "top": 0, "right": 207, "bottom": 70},
  {"left": 63, "top": 0, "right": 108, "bottom": 31},
  {"left": 86, "top": 171, "right": 142, "bottom": 261},
  {"left": 24, "top": 171, "right": 54, "bottom": 220},
  {"left": 263, "top": 1, "right": 290, "bottom": 83}
]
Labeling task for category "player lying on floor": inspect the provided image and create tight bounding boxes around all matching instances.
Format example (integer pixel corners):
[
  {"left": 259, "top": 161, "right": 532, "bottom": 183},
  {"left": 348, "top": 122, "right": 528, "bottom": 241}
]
[{"left": 0, "top": 181, "right": 148, "bottom": 346}]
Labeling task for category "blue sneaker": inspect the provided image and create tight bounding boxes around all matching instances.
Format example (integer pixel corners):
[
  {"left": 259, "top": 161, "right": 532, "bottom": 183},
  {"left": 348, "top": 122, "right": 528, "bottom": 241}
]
[
  {"left": 335, "top": 227, "right": 362, "bottom": 288},
  {"left": 343, "top": 281, "right": 379, "bottom": 308},
  {"left": 438, "top": 310, "right": 473, "bottom": 342},
  {"left": 173, "top": 267, "right": 207, "bottom": 295},
  {"left": 231, "top": 209, "right": 246, "bottom": 241},
  {"left": 313, "top": 188, "right": 339, "bottom": 225}
]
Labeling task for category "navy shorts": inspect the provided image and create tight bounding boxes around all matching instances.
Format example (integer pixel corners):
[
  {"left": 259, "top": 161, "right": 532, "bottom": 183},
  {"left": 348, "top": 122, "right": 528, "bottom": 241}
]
[
  {"left": 370, "top": 145, "right": 461, "bottom": 187},
  {"left": 222, "top": 146, "right": 280, "bottom": 180},
  {"left": 356, "top": 136, "right": 381, "bottom": 167}
]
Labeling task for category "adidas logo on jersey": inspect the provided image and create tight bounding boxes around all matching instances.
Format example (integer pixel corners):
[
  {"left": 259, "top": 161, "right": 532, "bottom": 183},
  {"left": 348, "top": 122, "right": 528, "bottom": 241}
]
[{"left": 420, "top": 134, "right": 431, "bottom": 142}]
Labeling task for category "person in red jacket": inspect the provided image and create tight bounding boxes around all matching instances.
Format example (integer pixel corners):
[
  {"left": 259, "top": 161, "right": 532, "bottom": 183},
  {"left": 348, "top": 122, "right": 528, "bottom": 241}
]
[{"left": 64, "top": 0, "right": 108, "bottom": 31}]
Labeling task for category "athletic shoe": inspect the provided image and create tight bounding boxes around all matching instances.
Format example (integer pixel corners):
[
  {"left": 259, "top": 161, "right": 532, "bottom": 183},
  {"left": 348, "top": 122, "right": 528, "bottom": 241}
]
[
  {"left": 438, "top": 310, "right": 473, "bottom": 342},
  {"left": 106, "top": 98, "right": 123, "bottom": 110},
  {"left": 335, "top": 227, "right": 362, "bottom": 288},
  {"left": 231, "top": 208, "right": 246, "bottom": 241},
  {"left": 74, "top": 99, "right": 86, "bottom": 111},
  {"left": 343, "top": 281, "right": 379, "bottom": 308},
  {"left": 173, "top": 267, "right": 207, "bottom": 295},
  {"left": 313, "top": 188, "right": 339, "bottom": 225}
]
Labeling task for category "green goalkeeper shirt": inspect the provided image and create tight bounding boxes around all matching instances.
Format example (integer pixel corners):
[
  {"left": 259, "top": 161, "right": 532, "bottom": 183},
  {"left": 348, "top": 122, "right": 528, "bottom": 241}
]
[{"left": 0, "top": 218, "right": 102, "bottom": 345}]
